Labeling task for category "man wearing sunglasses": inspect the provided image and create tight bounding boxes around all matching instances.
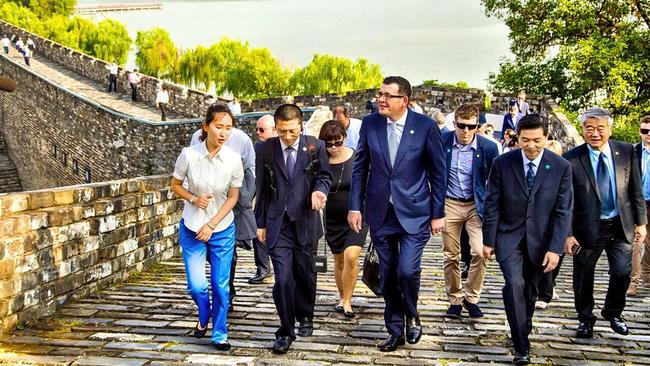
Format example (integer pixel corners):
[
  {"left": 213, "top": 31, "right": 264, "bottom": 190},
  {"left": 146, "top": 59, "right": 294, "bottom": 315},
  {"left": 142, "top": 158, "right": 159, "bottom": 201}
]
[
  {"left": 256, "top": 114, "right": 278, "bottom": 142},
  {"left": 349, "top": 76, "right": 446, "bottom": 352},
  {"left": 441, "top": 104, "right": 499, "bottom": 320},
  {"left": 631, "top": 115, "right": 650, "bottom": 296}
]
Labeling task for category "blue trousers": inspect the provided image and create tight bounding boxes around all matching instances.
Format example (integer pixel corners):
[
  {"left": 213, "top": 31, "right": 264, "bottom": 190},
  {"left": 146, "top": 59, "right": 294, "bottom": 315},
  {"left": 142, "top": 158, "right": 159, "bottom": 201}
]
[
  {"left": 370, "top": 205, "right": 430, "bottom": 337},
  {"left": 179, "top": 219, "right": 235, "bottom": 343}
]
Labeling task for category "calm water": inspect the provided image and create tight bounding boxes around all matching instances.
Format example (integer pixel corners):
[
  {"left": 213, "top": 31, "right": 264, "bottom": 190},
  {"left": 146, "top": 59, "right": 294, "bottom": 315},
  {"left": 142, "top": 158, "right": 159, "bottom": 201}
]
[{"left": 79, "top": 0, "right": 511, "bottom": 88}]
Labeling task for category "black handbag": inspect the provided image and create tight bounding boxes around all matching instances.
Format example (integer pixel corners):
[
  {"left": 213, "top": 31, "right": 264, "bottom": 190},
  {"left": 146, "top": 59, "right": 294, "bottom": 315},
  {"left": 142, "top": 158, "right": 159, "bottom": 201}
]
[
  {"left": 361, "top": 241, "right": 382, "bottom": 296},
  {"left": 313, "top": 237, "right": 328, "bottom": 273}
]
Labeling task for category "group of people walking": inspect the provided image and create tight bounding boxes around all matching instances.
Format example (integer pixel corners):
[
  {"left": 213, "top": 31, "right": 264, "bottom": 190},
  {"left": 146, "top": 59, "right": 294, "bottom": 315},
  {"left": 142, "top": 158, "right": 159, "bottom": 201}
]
[
  {"left": 2, "top": 35, "right": 33, "bottom": 66},
  {"left": 171, "top": 75, "right": 648, "bottom": 365}
]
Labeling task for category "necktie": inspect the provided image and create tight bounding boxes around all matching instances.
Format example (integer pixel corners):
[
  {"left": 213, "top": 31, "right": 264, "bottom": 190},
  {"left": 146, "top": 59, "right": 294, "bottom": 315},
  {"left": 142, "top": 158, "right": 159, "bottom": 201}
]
[
  {"left": 597, "top": 152, "right": 614, "bottom": 216},
  {"left": 388, "top": 122, "right": 398, "bottom": 167},
  {"left": 526, "top": 162, "right": 535, "bottom": 191},
  {"left": 285, "top": 147, "right": 295, "bottom": 182}
]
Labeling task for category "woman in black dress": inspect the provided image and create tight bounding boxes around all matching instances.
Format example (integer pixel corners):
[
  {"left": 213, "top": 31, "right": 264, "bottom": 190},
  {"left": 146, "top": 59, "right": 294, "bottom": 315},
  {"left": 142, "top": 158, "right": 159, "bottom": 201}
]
[{"left": 319, "top": 120, "right": 369, "bottom": 318}]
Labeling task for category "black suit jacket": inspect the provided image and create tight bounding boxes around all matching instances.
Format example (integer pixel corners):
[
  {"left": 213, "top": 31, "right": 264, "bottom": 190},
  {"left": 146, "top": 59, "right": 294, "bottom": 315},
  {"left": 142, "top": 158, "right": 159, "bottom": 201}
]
[
  {"left": 254, "top": 136, "right": 332, "bottom": 248},
  {"left": 482, "top": 149, "right": 573, "bottom": 265},
  {"left": 564, "top": 141, "right": 647, "bottom": 247}
]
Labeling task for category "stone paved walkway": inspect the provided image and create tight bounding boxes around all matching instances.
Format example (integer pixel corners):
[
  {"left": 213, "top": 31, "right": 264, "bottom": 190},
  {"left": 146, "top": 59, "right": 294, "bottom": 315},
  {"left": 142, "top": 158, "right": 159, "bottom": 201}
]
[
  {"left": 1, "top": 236, "right": 649, "bottom": 365},
  {"left": 2, "top": 49, "right": 182, "bottom": 122}
]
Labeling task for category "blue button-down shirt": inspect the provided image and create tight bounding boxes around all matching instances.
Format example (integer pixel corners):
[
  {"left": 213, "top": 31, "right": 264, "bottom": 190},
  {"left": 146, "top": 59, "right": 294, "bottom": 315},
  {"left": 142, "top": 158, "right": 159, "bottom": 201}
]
[
  {"left": 344, "top": 118, "right": 362, "bottom": 150},
  {"left": 641, "top": 145, "right": 650, "bottom": 200},
  {"left": 588, "top": 143, "right": 619, "bottom": 219},
  {"left": 447, "top": 135, "right": 477, "bottom": 200}
]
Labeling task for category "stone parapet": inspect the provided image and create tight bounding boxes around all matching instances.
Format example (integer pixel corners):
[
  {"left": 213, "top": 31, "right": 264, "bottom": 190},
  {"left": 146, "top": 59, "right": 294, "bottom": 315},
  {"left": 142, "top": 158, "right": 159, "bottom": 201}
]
[{"left": 0, "top": 175, "right": 181, "bottom": 336}]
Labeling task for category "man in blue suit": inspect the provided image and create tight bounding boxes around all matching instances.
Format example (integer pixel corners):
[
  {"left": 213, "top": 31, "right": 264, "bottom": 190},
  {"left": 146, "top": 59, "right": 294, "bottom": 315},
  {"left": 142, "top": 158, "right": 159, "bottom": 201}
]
[
  {"left": 348, "top": 76, "right": 446, "bottom": 352},
  {"left": 441, "top": 104, "right": 499, "bottom": 319},
  {"left": 482, "top": 114, "right": 572, "bottom": 365},
  {"left": 255, "top": 104, "right": 332, "bottom": 354}
]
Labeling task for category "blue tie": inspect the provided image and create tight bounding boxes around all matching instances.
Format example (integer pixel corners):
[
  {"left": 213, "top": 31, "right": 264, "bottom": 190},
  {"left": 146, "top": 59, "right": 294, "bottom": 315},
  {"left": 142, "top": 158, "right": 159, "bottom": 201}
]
[
  {"left": 285, "top": 147, "right": 295, "bottom": 183},
  {"left": 597, "top": 152, "right": 614, "bottom": 216},
  {"left": 526, "top": 162, "right": 535, "bottom": 191}
]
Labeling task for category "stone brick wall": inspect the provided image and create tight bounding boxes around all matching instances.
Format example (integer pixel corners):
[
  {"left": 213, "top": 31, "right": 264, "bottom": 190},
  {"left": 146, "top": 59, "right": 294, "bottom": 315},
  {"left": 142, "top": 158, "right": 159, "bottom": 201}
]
[
  {"left": 0, "top": 175, "right": 181, "bottom": 336},
  {"left": 0, "top": 55, "right": 204, "bottom": 191}
]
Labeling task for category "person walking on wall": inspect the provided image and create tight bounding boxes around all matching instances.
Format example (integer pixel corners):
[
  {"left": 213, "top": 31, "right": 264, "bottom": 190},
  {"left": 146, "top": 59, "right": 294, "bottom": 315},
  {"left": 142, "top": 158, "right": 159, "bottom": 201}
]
[
  {"left": 2, "top": 35, "right": 9, "bottom": 55},
  {"left": 22, "top": 46, "right": 30, "bottom": 67},
  {"left": 170, "top": 102, "right": 244, "bottom": 351},
  {"left": 156, "top": 85, "right": 170, "bottom": 121},
  {"left": 348, "top": 76, "right": 447, "bottom": 352},
  {"left": 106, "top": 61, "right": 118, "bottom": 93},
  {"left": 319, "top": 120, "right": 369, "bottom": 319},
  {"left": 128, "top": 69, "right": 141, "bottom": 102}
]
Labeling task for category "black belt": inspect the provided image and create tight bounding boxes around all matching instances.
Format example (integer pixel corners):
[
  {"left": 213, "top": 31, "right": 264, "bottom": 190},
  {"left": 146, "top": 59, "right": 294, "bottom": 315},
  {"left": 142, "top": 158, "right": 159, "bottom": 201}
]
[{"left": 446, "top": 196, "right": 473, "bottom": 203}]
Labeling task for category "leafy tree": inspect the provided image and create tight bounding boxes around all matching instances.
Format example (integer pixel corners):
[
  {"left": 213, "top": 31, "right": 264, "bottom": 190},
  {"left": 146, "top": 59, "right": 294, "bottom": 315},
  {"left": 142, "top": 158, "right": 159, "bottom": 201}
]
[
  {"left": 0, "top": 2, "right": 44, "bottom": 34},
  {"left": 422, "top": 79, "right": 470, "bottom": 88},
  {"left": 27, "top": 0, "right": 76, "bottom": 18},
  {"left": 135, "top": 27, "right": 179, "bottom": 79},
  {"left": 290, "top": 54, "right": 383, "bottom": 95},
  {"left": 482, "top": 0, "right": 650, "bottom": 116},
  {"left": 85, "top": 19, "right": 131, "bottom": 64},
  {"left": 178, "top": 46, "right": 212, "bottom": 91}
]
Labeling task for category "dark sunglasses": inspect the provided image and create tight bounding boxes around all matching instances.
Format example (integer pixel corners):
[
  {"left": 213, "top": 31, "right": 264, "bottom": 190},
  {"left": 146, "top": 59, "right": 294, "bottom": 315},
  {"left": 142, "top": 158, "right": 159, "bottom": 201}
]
[
  {"left": 325, "top": 140, "right": 344, "bottom": 148},
  {"left": 641, "top": 128, "right": 650, "bottom": 135},
  {"left": 258, "top": 127, "right": 269, "bottom": 133},
  {"left": 456, "top": 122, "right": 479, "bottom": 130}
]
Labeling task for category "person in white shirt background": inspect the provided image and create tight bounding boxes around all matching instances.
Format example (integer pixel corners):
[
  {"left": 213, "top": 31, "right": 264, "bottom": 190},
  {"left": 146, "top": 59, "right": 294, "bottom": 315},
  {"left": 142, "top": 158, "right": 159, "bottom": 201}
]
[
  {"left": 2, "top": 35, "right": 10, "bottom": 54},
  {"left": 228, "top": 97, "right": 242, "bottom": 115},
  {"left": 170, "top": 102, "right": 244, "bottom": 351},
  {"left": 106, "top": 62, "right": 118, "bottom": 93},
  {"left": 333, "top": 105, "right": 362, "bottom": 150},
  {"left": 155, "top": 85, "right": 170, "bottom": 121}
]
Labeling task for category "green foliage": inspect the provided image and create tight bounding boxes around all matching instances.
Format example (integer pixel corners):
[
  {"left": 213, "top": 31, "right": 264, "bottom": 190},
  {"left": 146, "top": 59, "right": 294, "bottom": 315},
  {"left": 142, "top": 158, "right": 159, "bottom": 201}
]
[
  {"left": 135, "top": 28, "right": 179, "bottom": 79},
  {"left": 422, "top": 79, "right": 470, "bottom": 89},
  {"left": 84, "top": 19, "right": 131, "bottom": 64},
  {"left": 289, "top": 54, "right": 383, "bottom": 95},
  {"left": 482, "top": 0, "right": 650, "bottom": 118},
  {"left": 27, "top": 0, "right": 76, "bottom": 17}
]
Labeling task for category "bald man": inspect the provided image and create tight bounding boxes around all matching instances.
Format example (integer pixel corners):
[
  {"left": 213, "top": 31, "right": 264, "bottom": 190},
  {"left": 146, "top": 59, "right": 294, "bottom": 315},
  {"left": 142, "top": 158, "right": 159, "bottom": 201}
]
[{"left": 257, "top": 114, "right": 278, "bottom": 142}]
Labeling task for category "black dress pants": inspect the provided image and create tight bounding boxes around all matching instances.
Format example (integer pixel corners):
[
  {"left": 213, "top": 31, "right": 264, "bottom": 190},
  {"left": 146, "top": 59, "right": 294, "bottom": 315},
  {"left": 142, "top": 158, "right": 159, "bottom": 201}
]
[
  {"left": 499, "top": 240, "right": 545, "bottom": 354},
  {"left": 573, "top": 217, "right": 632, "bottom": 322},
  {"left": 269, "top": 214, "right": 316, "bottom": 339}
]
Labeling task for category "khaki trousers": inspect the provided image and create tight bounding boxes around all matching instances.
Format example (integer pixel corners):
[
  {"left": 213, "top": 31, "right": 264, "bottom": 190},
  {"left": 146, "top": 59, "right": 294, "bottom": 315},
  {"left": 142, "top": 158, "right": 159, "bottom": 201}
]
[
  {"left": 442, "top": 198, "right": 486, "bottom": 305},
  {"left": 631, "top": 201, "right": 650, "bottom": 284}
]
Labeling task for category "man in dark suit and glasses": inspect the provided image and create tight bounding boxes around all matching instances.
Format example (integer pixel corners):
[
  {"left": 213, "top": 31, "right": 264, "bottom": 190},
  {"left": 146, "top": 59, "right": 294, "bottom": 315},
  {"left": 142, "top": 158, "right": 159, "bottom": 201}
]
[
  {"left": 348, "top": 76, "right": 446, "bottom": 352},
  {"left": 483, "top": 114, "right": 573, "bottom": 365},
  {"left": 254, "top": 104, "right": 332, "bottom": 354},
  {"left": 563, "top": 107, "right": 646, "bottom": 339}
]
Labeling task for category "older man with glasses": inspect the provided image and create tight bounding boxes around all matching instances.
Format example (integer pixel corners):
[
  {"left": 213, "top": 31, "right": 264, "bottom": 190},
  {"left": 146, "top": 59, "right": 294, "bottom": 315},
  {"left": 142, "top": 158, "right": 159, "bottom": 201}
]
[{"left": 564, "top": 107, "right": 646, "bottom": 338}]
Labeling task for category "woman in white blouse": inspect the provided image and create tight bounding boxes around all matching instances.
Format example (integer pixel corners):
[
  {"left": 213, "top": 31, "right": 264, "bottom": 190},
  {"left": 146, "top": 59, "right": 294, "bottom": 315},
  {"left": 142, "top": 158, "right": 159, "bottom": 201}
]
[{"left": 171, "top": 102, "right": 244, "bottom": 351}]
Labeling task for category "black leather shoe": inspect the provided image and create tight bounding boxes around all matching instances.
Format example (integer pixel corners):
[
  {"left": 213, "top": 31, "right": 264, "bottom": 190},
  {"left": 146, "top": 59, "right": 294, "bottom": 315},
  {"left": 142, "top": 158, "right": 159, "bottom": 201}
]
[
  {"left": 213, "top": 341, "right": 231, "bottom": 351},
  {"left": 406, "top": 317, "right": 422, "bottom": 344},
  {"left": 513, "top": 351, "right": 530, "bottom": 365},
  {"left": 334, "top": 305, "right": 344, "bottom": 313},
  {"left": 298, "top": 318, "right": 313, "bottom": 337},
  {"left": 248, "top": 271, "right": 271, "bottom": 284},
  {"left": 271, "top": 336, "right": 293, "bottom": 354},
  {"left": 609, "top": 317, "right": 629, "bottom": 335},
  {"left": 462, "top": 299, "right": 484, "bottom": 318},
  {"left": 377, "top": 334, "right": 405, "bottom": 352},
  {"left": 576, "top": 321, "right": 594, "bottom": 338},
  {"left": 461, "top": 262, "right": 470, "bottom": 280},
  {"left": 445, "top": 304, "right": 462, "bottom": 318},
  {"left": 193, "top": 321, "right": 208, "bottom": 338}
]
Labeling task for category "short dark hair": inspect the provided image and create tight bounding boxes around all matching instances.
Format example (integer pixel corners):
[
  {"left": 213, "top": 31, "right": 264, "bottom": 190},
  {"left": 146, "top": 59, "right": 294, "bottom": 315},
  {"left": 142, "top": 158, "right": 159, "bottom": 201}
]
[
  {"left": 318, "top": 120, "right": 346, "bottom": 142},
  {"left": 455, "top": 104, "right": 479, "bottom": 122},
  {"left": 334, "top": 105, "right": 348, "bottom": 117},
  {"left": 201, "top": 102, "right": 235, "bottom": 142},
  {"left": 274, "top": 104, "right": 303, "bottom": 123},
  {"left": 383, "top": 76, "right": 411, "bottom": 99},
  {"left": 639, "top": 115, "right": 650, "bottom": 125},
  {"left": 517, "top": 114, "right": 546, "bottom": 135}
]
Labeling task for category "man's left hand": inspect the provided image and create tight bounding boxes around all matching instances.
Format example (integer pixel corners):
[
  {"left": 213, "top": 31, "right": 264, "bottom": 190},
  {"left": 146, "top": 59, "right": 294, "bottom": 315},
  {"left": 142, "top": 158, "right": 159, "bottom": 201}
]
[
  {"left": 312, "top": 191, "right": 327, "bottom": 210},
  {"left": 542, "top": 252, "right": 560, "bottom": 273},
  {"left": 634, "top": 225, "right": 646, "bottom": 244},
  {"left": 430, "top": 218, "right": 444, "bottom": 235}
]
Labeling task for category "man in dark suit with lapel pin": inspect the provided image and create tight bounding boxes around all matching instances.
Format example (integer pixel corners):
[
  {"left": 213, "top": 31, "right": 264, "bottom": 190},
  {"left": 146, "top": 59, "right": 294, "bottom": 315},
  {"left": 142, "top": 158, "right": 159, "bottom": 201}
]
[
  {"left": 563, "top": 107, "right": 646, "bottom": 339},
  {"left": 254, "top": 104, "right": 332, "bottom": 354},
  {"left": 441, "top": 104, "right": 500, "bottom": 319},
  {"left": 630, "top": 114, "right": 650, "bottom": 296},
  {"left": 483, "top": 114, "right": 573, "bottom": 365},
  {"left": 348, "top": 76, "right": 446, "bottom": 352}
]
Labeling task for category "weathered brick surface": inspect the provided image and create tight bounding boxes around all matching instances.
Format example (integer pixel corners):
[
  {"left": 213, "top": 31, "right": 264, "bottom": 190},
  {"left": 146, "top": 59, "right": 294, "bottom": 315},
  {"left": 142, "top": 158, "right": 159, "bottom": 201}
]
[
  {"left": 0, "top": 176, "right": 180, "bottom": 336},
  {"left": 1, "top": 236, "right": 648, "bottom": 364}
]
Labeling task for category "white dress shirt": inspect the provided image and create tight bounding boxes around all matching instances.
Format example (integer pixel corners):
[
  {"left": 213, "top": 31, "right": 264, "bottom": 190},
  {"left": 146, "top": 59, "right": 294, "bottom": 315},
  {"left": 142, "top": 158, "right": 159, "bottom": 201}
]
[{"left": 173, "top": 143, "right": 244, "bottom": 232}]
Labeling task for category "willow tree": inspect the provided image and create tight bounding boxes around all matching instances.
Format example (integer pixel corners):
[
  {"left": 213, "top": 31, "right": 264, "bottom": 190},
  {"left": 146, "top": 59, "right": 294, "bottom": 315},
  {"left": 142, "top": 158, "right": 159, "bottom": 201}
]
[
  {"left": 290, "top": 54, "right": 383, "bottom": 95},
  {"left": 135, "top": 28, "right": 179, "bottom": 79},
  {"left": 178, "top": 46, "right": 213, "bottom": 91},
  {"left": 85, "top": 19, "right": 131, "bottom": 64}
]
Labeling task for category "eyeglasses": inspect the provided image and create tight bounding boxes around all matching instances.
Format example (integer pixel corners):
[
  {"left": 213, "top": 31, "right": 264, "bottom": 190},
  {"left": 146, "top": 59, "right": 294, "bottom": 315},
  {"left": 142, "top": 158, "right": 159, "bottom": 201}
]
[
  {"left": 258, "top": 127, "right": 270, "bottom": 133},
  {"left": 375, "top": 92, "right": 405, "bottom": 100},
  {"left": 325, "top": 140, "right": 344, "bottom": 148},
  {"left": 641, "top": 128, "right": 650, "bottom": 135},
  {"left": 455, "top": 122, "right": 479, "bottom": 130}
]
